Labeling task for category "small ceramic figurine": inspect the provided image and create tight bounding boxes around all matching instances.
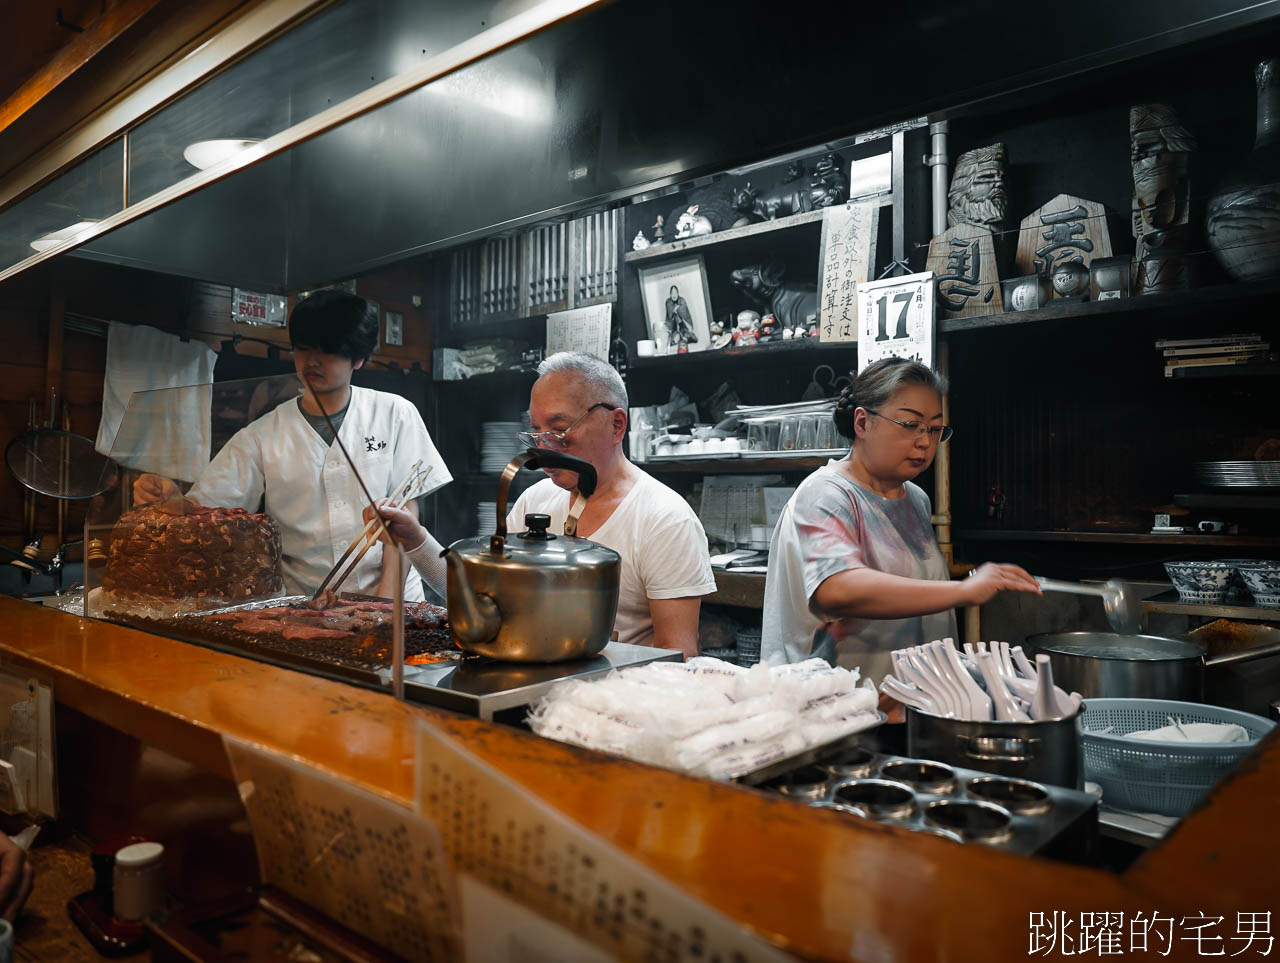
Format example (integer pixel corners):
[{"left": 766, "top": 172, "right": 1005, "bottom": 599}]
[
  {"left": 674, "top": 205, "right": 713, "bottom": 239},
  {"left": 651, "top": 214, "right": 665, "bottom": 244},
  {"left": 732, "top": 310, "right": 760, "bottom": 346},
  {"left": 757, "top": 313, "right": 779, "bottom": 342},
  {"left": 631, "top": 230, "right": 650, "bottom": 252},
  {"left": 781, "top": 326, "right": 795, "bottom": 340},
  {"left": 709, "top": 316, "right": 733, "bottom": 349}
]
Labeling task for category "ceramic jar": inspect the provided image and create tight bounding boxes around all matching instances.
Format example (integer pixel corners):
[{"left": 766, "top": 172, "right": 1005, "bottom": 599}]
[{"left": 1206, "top": 57, "right": 1280, "bottom": 281}]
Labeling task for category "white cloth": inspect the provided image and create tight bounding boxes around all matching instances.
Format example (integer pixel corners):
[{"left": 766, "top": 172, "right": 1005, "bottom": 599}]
[
  {"left": 506, "top": 472, "right": 715, "bottom": 647},
  {"left": 1125, "top": 722, "right": 1248, "bottom": 743},
  {"left": 761, "top": 463, "right": 955, "bottom": 683},
  {"left": 95, "top": 322, "right": 217, "bottom": 481},
  {"left": 188, "top": 386, "right": 451, "bottom": 599}
]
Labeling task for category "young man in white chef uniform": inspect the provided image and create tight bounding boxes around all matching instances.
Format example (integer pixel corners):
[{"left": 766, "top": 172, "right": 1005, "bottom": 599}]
[
  {"left": 370, "top": 352, "right": 714, "bottom": 656},
  {"left": 135, "top": 290, "right": 450, "bottom": 600}
]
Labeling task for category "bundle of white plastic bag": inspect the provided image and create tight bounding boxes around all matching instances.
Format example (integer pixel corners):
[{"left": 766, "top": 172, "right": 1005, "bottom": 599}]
[{"left": 527, "top": 656, "right": 880, "bottom": 779}]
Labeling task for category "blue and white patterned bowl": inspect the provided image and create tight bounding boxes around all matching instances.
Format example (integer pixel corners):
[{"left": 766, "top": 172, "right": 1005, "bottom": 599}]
[
  {"left": 1163, "top": 561, "right": 1233, "bottom": 604},
  {"left": 1236, "top": 565, "right": 1280, "bottom": 609},
  {"left": 1214, "top": 558, "right": 1278, "bottom": 604}
]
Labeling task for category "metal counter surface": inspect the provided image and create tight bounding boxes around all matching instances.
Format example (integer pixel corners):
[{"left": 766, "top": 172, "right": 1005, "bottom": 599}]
[{"left": 400, "top": 641, "right": 680, "bottom": 720}]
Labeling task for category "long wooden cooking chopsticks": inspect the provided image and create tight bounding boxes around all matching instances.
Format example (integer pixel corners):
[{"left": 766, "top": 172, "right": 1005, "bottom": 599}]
[{"left": 311, "top": 460, "right": 430, "bottom": 600}]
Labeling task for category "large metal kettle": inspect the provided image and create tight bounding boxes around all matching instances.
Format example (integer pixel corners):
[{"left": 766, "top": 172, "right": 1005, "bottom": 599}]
[{"left": 442, "top": 449, "right": 621, "bottom": 662}]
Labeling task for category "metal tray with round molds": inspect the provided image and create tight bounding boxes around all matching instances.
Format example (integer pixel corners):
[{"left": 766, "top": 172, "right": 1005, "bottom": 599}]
[{"left": 757, "top": 750, "right": 1098, "bottom": 861}]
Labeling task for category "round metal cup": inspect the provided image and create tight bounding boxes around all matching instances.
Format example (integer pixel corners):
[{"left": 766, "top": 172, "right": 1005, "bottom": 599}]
[
  {"left": 966, "top": 776, "right": 1053, "bottom": 816},
  {"left": 831, "top": 779, "right": 916, "bottom": 821},
  {"left": 879, "top": 759, "right": 957, "bottom": 795},
  {"left": 820, "top": 746, "right": 876, "bottom": 779},
  {"left": 923, "top": 799, "right": 1014, "bottom": 843},
  {"left": 767, "top": 765, "right": 831, "bottom": 800},
  {"left": 810, "top": 801, "right": 870, "bottom": 820},
  {"left": 918, "top": 827, "right": 965, "bottom": 844}
]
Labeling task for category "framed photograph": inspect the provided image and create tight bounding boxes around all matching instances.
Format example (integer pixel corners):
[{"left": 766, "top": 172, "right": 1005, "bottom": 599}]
[{"left": 637, "top": 255, "right": 714, "bottom": 354}]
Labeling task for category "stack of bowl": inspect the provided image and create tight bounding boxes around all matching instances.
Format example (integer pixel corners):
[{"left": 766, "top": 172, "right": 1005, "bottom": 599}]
[{"left": 1164, "top": 559, "right": 1280, "bottom": 608}]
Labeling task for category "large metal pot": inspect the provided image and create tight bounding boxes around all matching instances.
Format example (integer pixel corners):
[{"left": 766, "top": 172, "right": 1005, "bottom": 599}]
[
  {"left": 906, "top": 706, "right": 1084, "bottom": 789},
  {"left": 1027, "top": 632, "right": 1280, "bottom": 701},
  {"left": 443, "top": 450, "right": 620, "bottom": 662}
]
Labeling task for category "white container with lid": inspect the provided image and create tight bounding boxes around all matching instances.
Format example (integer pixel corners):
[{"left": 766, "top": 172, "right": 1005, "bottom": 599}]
[{"left": 112, "top": 841, "right": 165, "bottom": 922}]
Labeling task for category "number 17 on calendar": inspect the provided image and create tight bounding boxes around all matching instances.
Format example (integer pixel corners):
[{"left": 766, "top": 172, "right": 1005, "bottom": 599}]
[{"left": 856, "top": 271, "right": 935, "bottom": 373}]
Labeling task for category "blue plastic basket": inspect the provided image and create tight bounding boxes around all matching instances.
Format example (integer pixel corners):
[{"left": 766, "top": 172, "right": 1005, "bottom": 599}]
[{"left": 1081, "top": 698, "right": 1275, "bottom": 816}]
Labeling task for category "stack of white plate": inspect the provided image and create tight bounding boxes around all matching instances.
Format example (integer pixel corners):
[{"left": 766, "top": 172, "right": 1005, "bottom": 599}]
[
  {"left": 1192, "top": 461, "right": 1280, "bottom": 489},
  {"left": 476, "top": 501, "right": 498, "bottom": 535},
  {"left": 480, "top": 421, "right": 524, "bottom": 473}
]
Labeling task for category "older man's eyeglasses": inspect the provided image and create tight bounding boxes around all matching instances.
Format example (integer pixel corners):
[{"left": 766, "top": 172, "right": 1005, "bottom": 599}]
[
  {"left": 865, "top": 410, "right": 954, "bottom": 444},
  {"left": 518, "top": 402, "right": 618, "bottom": 450}
]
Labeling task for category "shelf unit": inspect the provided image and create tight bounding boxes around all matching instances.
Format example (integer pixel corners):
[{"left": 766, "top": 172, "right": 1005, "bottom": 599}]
[
  {"left": 955, "top": 529, "right": 1280, "bottom": 547},
  {"left": 937, "top": 277, "right": 1280, "bottom": 334},
  {"left": 1174, "top": 493, "right": 1280, "bottom": 510},
  {"left": 708, "top": 569, "right": 767, "bottom": 608},
  {"left": 641, "top": 453, "right": 837, "bottom": 473},
  {"left": 1143, "top": 590, "right": 1279, "bottom": 621},
  {"left": 624, "top": 203, "right": 891, "bottom": 264}
]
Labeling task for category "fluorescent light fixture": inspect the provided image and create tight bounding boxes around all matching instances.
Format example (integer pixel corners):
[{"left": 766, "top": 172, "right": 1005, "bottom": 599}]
[
  {"left": 30, "top": 220, "right": 99, "bottom": 252},
  {"left": 182, "top": 138, "right": 262, "bottom": 170}
]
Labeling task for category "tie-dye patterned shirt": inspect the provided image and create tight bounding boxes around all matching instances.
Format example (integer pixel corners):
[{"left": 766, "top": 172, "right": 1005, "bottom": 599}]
[{"left": 762, "top": 461, "right": 956, "bottom": 683}]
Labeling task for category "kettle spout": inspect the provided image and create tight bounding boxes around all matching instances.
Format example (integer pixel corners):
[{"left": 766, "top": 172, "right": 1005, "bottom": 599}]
[{"left": 442, "top": 548, "right": 501, "bottom": 644}]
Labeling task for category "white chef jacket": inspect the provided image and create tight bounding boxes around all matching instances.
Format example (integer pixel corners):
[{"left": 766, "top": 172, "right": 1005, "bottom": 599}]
[{"left": 188, "top": 385, "right": 450, "bottom": 599}]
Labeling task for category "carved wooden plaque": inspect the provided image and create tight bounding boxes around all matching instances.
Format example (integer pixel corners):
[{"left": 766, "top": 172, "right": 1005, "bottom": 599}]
[
  {"left": 1015, "top": 193, "right": 1114, "bottom": 278},
  {"left": 925, "top": 222, "right": 1003, "bottom": 319}
]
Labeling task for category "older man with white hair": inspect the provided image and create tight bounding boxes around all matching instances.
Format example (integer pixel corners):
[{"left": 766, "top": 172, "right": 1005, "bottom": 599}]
[{"left": 370, "top": 352, "right": 715, "bottom": 656}]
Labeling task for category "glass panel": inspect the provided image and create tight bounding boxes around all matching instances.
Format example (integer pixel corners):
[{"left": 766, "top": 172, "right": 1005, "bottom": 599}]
[
  {"left": 127, "top": 0, "right": 544, "bottom": 202},
  {"left": 0, "top": 139, "right": 123, "bottom": 272}
]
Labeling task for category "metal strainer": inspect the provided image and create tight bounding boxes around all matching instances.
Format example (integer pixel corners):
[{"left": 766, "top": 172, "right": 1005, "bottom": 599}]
[{"left": 5, "top": 429, "right": 116, "bottom": 499}]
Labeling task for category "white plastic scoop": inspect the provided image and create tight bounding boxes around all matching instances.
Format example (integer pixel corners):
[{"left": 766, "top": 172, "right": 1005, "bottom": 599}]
[{"left": 1035, "top": 577, "right": 1142, "bottom": 635}]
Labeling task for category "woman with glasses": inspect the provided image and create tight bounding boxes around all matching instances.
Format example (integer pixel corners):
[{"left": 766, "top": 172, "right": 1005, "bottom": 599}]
[{"left": 761, "top": 357, "right": 1040, "bottom": 682}]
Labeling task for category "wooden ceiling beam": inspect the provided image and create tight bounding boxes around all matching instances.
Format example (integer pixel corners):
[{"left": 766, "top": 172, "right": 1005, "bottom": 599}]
[{"left": 0, "top": 0, "right": 261, "bottom": 183}]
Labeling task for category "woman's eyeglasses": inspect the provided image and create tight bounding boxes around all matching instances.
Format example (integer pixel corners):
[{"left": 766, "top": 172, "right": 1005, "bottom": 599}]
[
  {"left": 517, "top": 402, "right": 618, "bottom": 450},
  {"left": 865, "top": 410, "right": 954, "bottom": 444}
]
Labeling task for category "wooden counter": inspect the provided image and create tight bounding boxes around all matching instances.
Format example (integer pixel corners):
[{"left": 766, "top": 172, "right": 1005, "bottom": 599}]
[{"left": 1, "top": 595, "right": 1275, "bottom": 961}]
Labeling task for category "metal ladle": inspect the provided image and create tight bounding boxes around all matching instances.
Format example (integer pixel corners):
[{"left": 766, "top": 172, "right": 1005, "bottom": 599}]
[{"left": 1035, "top": 577, "right": 1142, "bottom": 635}]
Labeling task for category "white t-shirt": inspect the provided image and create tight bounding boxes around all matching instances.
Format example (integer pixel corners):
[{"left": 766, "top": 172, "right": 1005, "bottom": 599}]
[
  {"left": 506, "top": 472, "right": 716, "bottom": 647},
  {"left": 761, "top": 463, "right": 955, "bottom": 683},
  {"left": 188, "top": 385, "right": 451, "bottom": 599}
]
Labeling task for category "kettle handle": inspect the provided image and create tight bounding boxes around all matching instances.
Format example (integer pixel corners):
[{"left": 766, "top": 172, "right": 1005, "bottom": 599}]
[{"left": 492, "top": 450, "right": 599, "bottom": 551}]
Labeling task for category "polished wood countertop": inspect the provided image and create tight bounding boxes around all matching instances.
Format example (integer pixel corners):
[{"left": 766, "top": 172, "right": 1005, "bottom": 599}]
[{"left": 1, "top": 595, "right": 1275, "bottom": 961}]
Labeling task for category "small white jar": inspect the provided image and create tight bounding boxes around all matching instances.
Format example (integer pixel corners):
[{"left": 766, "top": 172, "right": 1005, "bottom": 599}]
[{"left": 113, "top": 841, "right": 165, "bottom": 922}]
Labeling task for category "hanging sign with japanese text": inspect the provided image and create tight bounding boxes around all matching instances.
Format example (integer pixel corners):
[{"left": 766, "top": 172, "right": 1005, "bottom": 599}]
[
  {"left": 925, "top": 222, "right": 1004, "bottom": 320},
  {"left": 857, "top": 271, "right": 934, "bottom": 372},
  {"left": 231, "top": 288, "right": 287, "bottom": 327},
  {"left": 817, "top": 201, "right": 880, "bottom": 342}
]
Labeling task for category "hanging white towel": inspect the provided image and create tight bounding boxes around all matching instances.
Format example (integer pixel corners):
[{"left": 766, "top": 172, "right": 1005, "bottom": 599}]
[{"left": 95, "top": 323, "right": 217, "bottom": 483}]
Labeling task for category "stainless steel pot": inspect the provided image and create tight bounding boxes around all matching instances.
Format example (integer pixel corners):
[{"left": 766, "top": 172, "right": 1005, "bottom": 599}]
[
  {"left": 1026, "top": 631, "right": 1280, "bottom": 701},
  {"left": 443, "top": 450, "right": 620, "bottom": 662},
  {"left": 906, "top": 706, "right": 1084, "bottom": 789}
]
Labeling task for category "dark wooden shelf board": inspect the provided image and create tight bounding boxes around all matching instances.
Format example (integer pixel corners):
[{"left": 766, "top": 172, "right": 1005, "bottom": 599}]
[
  {"left": 1166, "top": 362, "right": 1280, "bottom": 379},
  {"left": 708, "top": 569, "right": 766, "bottom": 608},
  {"left": 1143, "top": 590, "right": 1280, "bottom": 621},
  {"left": 628, "top": 337, "right": 854, "bottom": 371},
  {"left": 955, "top": 529, "right": 1280, "bottom": 546},
  {"left": 938, "top": 277, "right": 1280, "bottom": 334},
  {"left": 643, "top": 455, "right": 832, "bottom": 473},
  {"left": 1174, "top": 493, "right": 1280, "bottom": 510},
  {"left": 625, "top": 205, "right": 883, "bottom": 264}
]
